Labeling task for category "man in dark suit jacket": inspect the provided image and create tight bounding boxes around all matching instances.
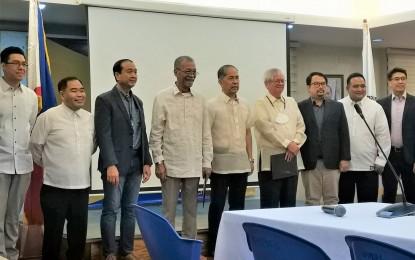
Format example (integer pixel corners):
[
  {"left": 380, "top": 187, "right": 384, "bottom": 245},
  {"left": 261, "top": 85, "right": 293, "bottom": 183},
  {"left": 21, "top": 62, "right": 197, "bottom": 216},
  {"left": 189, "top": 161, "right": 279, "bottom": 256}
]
[
  {"left": 298, "top": 72, "right": 351, "bottom": 205},
  {"left": 95, "top": 59, "right": 152, "bottom": 260},
  {"left": 378, "top": 67, "right": 415, "bottom": 204}
]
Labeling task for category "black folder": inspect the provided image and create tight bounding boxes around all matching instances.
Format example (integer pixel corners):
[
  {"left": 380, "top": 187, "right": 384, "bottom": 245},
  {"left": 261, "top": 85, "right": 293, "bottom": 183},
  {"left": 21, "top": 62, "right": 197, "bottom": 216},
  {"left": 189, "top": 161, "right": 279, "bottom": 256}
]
[{"left": 270, "top": 153, "right": 298, "bottom": 180}]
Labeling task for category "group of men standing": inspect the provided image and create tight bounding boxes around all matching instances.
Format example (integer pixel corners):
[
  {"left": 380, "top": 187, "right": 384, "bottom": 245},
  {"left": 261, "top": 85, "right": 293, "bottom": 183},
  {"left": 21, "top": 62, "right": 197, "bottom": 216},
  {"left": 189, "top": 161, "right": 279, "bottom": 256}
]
[
  {"left": 1, "top": 45, "right": 415, "bottom": 260},
  {"left": 299, "top": 68, "right": 415, "bottom": 210}
]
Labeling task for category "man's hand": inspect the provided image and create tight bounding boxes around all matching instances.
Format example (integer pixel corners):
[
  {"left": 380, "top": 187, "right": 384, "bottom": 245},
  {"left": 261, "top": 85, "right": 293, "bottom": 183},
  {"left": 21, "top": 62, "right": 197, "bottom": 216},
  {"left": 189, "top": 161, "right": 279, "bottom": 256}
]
[
  {"left": 287, "top": 141, "right": 300, "bottom": 156},
  {"left": 202, "top": 167, "right": 212, "bottom": 179},
  {"left": 285, "top": 151, "right": 295, "bottom": 163},
  {"left": 249, "top": 160, "right": 254, "bottom": 176},
  {"left": 107, "top": 165, "right": 119, "bottom": 185},
  {"left": 155, "top": 162, "right": 167, "bottom": 181},
  {"left": 339, "top": 160, "right": 349, "bottom": 172},
  {"left": 373, "top": 164, "right": 384, "bottom": 175},
  {"left": 142, "top": 165, "right": 151, "bottom": 183}
]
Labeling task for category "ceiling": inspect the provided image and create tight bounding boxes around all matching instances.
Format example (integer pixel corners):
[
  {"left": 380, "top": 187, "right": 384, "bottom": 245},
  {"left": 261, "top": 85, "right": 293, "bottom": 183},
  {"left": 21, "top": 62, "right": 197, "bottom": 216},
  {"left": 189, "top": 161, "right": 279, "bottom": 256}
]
[
  {"left": 1, "top": 0, "right": 415, "bottom": 55},
  {"left": 290, "top": 20, "right": 415, "bottom": 49}
]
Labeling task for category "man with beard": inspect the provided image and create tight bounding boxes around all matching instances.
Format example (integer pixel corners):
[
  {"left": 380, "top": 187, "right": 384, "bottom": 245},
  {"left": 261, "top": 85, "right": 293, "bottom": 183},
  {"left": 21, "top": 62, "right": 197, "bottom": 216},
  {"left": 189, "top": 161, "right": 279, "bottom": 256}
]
[
  {"left": 149, "top": 56, "right": 213, "bottom": 239},
  {"left": 299, "top": 72, "right": 350, "bottom": 206}
]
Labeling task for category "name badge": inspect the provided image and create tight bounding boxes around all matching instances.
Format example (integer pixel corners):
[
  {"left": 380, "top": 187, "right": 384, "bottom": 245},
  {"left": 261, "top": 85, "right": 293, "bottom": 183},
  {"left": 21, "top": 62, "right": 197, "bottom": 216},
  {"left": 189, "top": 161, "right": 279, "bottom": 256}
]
[{"left": 276, "top": 113, "right": 289, "bottom": 124}]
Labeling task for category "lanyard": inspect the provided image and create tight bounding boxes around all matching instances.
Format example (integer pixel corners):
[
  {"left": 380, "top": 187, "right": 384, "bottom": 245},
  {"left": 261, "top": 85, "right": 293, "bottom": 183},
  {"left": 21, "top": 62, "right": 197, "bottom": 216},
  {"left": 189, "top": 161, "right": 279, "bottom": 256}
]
[
  {"left": 266, "top": 95, "right": 286, "bottom": 111},
  {"left": 124, "top": 94, "right": 133, "bottom": 121}
]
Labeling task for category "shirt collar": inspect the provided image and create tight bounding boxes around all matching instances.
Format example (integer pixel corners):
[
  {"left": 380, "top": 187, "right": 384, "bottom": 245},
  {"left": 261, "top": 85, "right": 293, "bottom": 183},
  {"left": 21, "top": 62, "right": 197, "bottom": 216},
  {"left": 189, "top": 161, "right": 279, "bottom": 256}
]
[
  {"left": 1, "top": 77, "right": 23, "bottom": 92},
  {"left": 310, "top": 97, "right": 325, "bottom": 106},
  {"left": 346, "top": 95, "right": 366, "bottom": 106},
  {"left": 219, "top": 91, "right": 238, "bottom": 103},
  {"left": 61, "top": 103, "right": 80, "bottom": 117},
  {"left": 392, "top": 92, "right": 407, "bottom": 101},
  {"left": 115, "top": 84, "right": 131, "bottom": 99},
  {"left": 266, "top": 93, "right": 284, "bottom": 103},
  {"left": 173, "top": 85, "right": 193, "bottom": 96}
]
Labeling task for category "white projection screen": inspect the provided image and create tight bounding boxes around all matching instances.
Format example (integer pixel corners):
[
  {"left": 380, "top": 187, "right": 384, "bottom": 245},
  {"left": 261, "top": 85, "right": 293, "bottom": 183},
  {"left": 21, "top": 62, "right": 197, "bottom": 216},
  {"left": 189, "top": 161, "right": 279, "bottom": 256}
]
[{"left": 88, "top": 6, "right": 287, "bottom": 191}]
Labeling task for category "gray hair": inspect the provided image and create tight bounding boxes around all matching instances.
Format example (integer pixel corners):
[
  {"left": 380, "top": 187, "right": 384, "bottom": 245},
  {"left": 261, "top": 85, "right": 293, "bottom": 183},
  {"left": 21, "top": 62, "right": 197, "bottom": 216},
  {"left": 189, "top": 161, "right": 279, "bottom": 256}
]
[
  {"left": 264, "top": 68, "right": 283, "bottom": 83},
  {"left": 174, "top": 56, "right": 194, "bottom": 69}
]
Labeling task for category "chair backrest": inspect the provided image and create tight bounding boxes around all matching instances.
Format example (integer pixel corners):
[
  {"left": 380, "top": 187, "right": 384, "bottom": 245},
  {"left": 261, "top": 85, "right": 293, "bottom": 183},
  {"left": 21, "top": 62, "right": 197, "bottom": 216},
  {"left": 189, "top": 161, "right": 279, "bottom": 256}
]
[
  {"left": 345, "top": 235, "right": 415, "bottom": 260},
  {"left": 242, "top": 222, "right": 330, "bottom": 260},
  {"left": 133, "top": 204, "right": 203, "bottom": 260}
]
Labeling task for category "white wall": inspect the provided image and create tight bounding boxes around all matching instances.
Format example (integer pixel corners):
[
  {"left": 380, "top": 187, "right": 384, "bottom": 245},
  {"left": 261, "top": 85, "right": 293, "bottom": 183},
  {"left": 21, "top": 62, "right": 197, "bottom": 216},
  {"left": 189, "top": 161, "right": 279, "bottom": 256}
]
[
  {"left": 291, "top": 44, "right": 388, "bottom": 101},
  {"left": 88, "top": 7, "right": 287, "bottom": 190}
]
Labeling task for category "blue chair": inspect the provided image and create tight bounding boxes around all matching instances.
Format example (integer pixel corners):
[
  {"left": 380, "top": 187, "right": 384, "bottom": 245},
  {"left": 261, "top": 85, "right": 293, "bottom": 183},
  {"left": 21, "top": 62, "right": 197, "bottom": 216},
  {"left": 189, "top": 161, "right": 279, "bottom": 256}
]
[
  {"left": 133, "top": 204, "right": 203, "bottom": 260},
  {"left": 242, "top": 222, "right": 330, "bottom": 260},
  {"left": 345, "top": 235, "right": 415, "bottom": 260}
]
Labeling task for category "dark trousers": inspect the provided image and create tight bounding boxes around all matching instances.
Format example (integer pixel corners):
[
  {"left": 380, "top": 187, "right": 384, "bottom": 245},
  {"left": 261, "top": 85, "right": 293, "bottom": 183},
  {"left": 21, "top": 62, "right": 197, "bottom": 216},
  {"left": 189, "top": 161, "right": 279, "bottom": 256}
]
[
  {"left": 258, "top": 171, "right": 298, "bottom": 209},
  {"left": 208, "top": 172, "right": 248, "bottom": 253},
  {"left": 40, "top": 184, "right": 89, "bottom": 260},
  {"left": 338, "top": 171, "right": 378, "bottom": 203},
  {"left": 382, "top": 150, "right": 415, "bottom": 204}
]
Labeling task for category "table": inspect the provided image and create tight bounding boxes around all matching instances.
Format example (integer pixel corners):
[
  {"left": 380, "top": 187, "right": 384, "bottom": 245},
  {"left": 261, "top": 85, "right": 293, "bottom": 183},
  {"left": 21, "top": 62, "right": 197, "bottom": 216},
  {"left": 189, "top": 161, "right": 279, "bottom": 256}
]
[{"left": 215, "top": 203, "right": 415, "bottom": 260}]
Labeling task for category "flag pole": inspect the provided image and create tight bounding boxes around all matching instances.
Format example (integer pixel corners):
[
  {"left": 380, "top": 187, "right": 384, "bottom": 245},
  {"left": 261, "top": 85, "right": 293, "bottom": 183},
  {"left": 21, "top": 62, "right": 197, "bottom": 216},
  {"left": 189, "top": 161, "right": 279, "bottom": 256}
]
[
  {"left": 362, "top": 18, "right": 377, "bottom": 100},
  {"left": 22, "top": 0, "right": 56, "bottom": 257}
]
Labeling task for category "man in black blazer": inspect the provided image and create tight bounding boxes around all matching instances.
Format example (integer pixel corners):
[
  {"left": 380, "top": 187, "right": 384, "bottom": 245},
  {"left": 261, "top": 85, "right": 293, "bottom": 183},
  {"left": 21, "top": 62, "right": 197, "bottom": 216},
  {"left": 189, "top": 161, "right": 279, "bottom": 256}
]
[
  {"left": 298, "top": 72, "right": 351, "bottom": 205},
  {"left": 95, "top": 59, "right": 152, "bottom": 260},
  {"left": 378, "top": 67, "right": 415, "bottom": 204}
]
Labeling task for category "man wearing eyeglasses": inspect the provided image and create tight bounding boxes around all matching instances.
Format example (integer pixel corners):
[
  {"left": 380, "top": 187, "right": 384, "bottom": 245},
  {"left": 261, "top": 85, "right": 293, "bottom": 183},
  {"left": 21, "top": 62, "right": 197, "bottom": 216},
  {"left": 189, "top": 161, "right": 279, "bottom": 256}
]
[
  {"left": 378, "top": 67, "right": 415, "bottom": 204},
  {"left": 0, "top": 46, "right": 38, "bottom": 260},
  {"left": 253, "top": 68, "right": 306, "bottom": 209},
  {"left": 298, "top": 72, "right": 350, "bottom": 206},
  {"left": 149, "top": 56, "right": 213, "bottom": 239}
]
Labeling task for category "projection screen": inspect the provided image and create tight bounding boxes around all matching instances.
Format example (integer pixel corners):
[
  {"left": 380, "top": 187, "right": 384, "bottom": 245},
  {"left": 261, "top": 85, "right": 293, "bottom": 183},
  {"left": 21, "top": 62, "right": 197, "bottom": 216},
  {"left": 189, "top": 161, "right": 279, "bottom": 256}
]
[{"left": 88, "top": 6, "right": 287, "bottom": 191}]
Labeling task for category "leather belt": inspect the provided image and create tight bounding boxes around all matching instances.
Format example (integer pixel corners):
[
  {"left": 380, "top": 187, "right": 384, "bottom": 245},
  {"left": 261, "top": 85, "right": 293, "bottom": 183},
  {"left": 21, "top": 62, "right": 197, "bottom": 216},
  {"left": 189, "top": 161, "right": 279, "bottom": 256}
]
[{"left": 392, "top": 146, "right": 403, "bottom": 152}]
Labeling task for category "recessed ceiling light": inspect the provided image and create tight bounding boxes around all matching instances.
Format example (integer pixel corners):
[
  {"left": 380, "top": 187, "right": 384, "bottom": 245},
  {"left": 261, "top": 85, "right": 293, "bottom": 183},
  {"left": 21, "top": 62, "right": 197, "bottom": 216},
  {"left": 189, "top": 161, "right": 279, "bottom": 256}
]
[
  {"left": 372, "top": 38, "right": 383, "bottom": 42},
  {"left": 287, "top": 24, "right": 294, "bottom": 29}
]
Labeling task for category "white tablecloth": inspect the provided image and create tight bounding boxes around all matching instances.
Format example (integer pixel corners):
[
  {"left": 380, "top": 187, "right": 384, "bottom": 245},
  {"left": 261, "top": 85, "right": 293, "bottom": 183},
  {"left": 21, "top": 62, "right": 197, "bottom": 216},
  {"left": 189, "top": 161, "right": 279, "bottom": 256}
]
[{"left": 215, "top": 203, "right": 415, "bottom": 260}]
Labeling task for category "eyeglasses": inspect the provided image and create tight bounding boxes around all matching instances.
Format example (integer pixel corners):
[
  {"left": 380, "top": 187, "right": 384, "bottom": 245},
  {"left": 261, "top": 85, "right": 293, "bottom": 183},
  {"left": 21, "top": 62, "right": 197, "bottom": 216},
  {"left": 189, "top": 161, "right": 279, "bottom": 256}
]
[
  {"left": 391, "top": 77, "right": 407, "bottom": 82},
  {"left": 176, "top": 69, "right": 199, "bottom": 76},
  {"left": 310, "top": 82, "right": 327, "bottom": 88},
  {"left": 4, "top": 61, "right": 28, "bottom": 68},
  {"left": 269, "top": 80, "right": 286, "bottom": 84}
]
